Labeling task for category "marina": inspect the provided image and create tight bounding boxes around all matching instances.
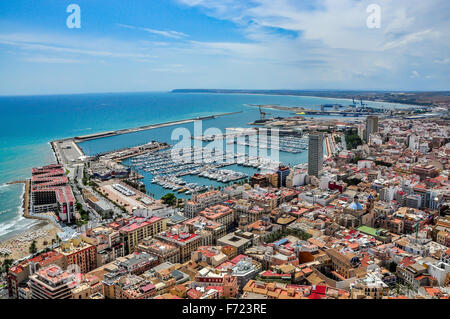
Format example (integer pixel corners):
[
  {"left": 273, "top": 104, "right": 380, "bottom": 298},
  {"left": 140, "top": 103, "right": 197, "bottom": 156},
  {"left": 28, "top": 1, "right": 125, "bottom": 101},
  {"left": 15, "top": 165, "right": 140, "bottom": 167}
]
[
  {"left": 1, "top": 92, "right": 411, "bottom": 240},
  {"left": 231, "top": 134, "right": 308, "bottom": 154},
  {"left": 2, "top": 0, "right": 449, "bottom": 302},
  {"left": 124, "top": 146, "right": 283, "bottom": 197},
  {"left": 191, "top": 128, "right": 309, "bottom": 153}
]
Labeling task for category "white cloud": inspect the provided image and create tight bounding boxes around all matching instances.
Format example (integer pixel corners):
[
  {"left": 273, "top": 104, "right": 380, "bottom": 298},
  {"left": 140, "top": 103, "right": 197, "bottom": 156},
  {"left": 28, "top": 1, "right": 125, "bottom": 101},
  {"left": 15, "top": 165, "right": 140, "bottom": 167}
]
[
  {"left": 1, "top": 0, "right": 449, "bottom": 93},
  {"left": 174, "top": 0, "right": 450, "bottom": 89},
  {"left": 143, "top": 28, "right": 189, "bottom": 39},
  {"left": 179, "top": 0, "right": 449, "bottom": 51},
  {"left": 0, "top": 32, "right": 157, "bottom": 60},
  {"left": 434, "top": 58, "right": 450, "bottom": 64},
  {"left": 383, "top": 29, "right": 438, "bottom": 50},
  {"left": 118, "top": 24, "right": 189, "bottom": 39},
  {"left": 410, "top": 70, "right": 420, "bottom": 79},
  {"left": 22, "top": 56, "right": 83, "bottom": 64}
]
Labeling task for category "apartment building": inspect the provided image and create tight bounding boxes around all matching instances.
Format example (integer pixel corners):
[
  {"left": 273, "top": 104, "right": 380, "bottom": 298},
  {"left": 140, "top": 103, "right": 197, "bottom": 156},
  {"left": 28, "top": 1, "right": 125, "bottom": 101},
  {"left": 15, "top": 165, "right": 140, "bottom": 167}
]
[
  {"left": 191, "top": 246, "right": 228, "bottom": 267},
  {"left": 114, "top": 274, "right": 156, "bottom": 299},
  {"left": 118, "top": 216, "right": 167, "bottom": 254},
  {"left": 136, "top": 237, "right": 181, "bottom": 264},
  {"left": 55, "top": 237, "right": 97, "bottom": 274},
  {"left": 198, "top": 204, "right": 236, "bottom": 229},
  {"left": 31, "top": 164, "right": 75, "bottom": 223},
  {"left": 156, "top": 227, "right": 202, "bottom": 263},
  {"left": 183, "top": 216, "right": 226, "bottom": 245},
  {"left": 7, "top": 251, "right": 65, "bottom": 299},
  {"left": 29, "top": 265, "right": 77, "bottom": 299},
  {"left": 82, "top": 225, "right": 125, "bottom": 267},
  {"left": 350, "top": 271, "right": 389, "bottom": 299},
  {"left": 308, "top": 132, "right": 324, "bottom": 177},
  {"left": 116, "top": 252, "right": 158, "bottom": 275},
  {"left": 184, "top": 190, "right": 228, "bottom": 218}
]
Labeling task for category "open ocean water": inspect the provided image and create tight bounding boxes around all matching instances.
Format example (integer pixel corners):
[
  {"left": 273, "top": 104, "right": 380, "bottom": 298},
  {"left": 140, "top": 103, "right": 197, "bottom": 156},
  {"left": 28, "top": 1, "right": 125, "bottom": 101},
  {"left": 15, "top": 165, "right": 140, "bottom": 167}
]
[{"left": 0, "top": 92, "right": 411, "bottom": 240}]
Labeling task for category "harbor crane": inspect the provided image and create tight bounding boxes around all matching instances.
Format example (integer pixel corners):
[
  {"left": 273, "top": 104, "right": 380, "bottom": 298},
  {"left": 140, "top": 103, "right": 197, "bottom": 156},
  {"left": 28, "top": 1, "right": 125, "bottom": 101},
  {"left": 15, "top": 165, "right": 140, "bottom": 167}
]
[
  {"left": 360, "top": 98, "right": 367, "bottom": 108},
  {"left": 258, "top": 106, "right": 271, "bottom": 120}
]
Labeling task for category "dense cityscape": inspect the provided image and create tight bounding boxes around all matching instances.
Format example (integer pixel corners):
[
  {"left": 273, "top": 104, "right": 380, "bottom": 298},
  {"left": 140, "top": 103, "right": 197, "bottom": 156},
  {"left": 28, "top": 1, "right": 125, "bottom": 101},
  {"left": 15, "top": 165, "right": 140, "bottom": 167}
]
[
  {"left": 1, "top": 103, "right": 449, "bottom": 301},
  {"left": 0, "top": 1, "right": 449, "bottom": 314}
]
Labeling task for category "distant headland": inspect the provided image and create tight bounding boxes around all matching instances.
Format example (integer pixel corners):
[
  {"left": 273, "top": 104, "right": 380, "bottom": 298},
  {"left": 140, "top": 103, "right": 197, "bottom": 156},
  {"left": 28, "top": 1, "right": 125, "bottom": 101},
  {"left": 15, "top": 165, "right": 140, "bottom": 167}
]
[{"left": 171, "top": 89, "right": 450, "bottom": 106}]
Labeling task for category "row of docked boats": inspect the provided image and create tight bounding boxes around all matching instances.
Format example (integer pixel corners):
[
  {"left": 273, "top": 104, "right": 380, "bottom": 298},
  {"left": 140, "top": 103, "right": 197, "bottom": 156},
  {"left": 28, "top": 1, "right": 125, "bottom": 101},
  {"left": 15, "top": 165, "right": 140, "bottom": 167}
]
[
  {"left": 198, "top": 168, "right": 247, "bottom": 183},
  {"left": 130, "top": 147, "right": 282, "bottom": 174},
  {"left": 232, "top": 135, "right": 308, "bottom": 154},
  {"left": 150, "top": 174, "right": 208, "bottom": 195},
  {"left": 127, "top": 146, "right": 284, "bottom": 195}
]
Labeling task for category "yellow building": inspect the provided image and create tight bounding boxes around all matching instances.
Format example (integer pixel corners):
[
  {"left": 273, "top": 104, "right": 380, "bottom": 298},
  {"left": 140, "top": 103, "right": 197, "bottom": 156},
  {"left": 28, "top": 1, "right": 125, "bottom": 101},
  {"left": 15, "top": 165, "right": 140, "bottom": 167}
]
[
  {"left": 55, "top": 237, "right": 97, "bottom": 274},
  {"left": 119, "top": 216, "right": 167, "bottom": 254}
]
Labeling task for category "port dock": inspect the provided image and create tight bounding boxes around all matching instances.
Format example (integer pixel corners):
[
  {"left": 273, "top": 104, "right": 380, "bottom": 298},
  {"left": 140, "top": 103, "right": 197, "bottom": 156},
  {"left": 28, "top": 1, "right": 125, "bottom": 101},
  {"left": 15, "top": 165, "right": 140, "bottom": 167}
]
[
  {"left": 50, "top": 111, "right": 242, "bottom": 165},
  {"left": 248, "top": 104, "right": 386, "bottom": 117},
  {"left": 72, "top": 111, "right": 242, "bottom": 142}
]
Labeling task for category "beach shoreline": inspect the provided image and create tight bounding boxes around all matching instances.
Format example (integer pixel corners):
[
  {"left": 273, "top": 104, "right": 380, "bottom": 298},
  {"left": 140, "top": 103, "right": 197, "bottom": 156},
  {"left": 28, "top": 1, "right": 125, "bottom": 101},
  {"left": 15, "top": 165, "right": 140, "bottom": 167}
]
[
  {"left": 0, "top": 220, "right": 60, "bottom": 263},
  {"left": 0, "top": 182, "right": 38, "bottom": 241},
  {"left": 0, "top": 220, "right": 44, "bottom": 243},
  {"left": 0, "top": 180, "right": 61, "bottom": 262}
]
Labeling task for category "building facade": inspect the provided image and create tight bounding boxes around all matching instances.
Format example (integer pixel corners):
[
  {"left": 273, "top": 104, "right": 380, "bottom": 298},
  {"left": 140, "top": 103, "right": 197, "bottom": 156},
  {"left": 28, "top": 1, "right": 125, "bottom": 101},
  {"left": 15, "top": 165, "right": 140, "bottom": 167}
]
[{"left": 308, "top": 132, "right": 323, "bottom": 177}]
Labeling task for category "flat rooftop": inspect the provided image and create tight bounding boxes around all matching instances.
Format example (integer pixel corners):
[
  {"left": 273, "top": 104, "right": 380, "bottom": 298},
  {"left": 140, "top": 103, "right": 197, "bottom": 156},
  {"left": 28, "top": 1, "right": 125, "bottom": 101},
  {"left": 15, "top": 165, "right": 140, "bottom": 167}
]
[{"left": 120, "top": 216, "right": 163, "bottom": 232}]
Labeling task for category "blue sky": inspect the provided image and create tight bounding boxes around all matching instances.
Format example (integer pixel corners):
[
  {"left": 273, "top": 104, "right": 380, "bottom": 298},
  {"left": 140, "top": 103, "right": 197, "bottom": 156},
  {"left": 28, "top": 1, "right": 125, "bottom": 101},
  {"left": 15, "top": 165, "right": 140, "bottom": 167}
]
[{"left": 0, "top": 0, "right": 449, "bottom": 95}]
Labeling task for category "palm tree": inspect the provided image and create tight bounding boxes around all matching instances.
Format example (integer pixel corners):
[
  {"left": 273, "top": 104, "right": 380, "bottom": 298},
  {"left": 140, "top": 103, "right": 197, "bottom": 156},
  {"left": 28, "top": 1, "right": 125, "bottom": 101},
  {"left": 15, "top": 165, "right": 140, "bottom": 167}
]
[{"left": 29, "top": 240, "right": 38, "bottom": 254}]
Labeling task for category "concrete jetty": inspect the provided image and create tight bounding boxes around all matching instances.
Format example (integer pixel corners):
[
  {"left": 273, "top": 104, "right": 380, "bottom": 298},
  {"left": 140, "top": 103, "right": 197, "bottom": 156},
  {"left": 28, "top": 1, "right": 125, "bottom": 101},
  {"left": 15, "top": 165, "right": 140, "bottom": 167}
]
[
  {"left": 71, "top": 111, "right": 242, "bottom": 143},
  {"left": 50, "top": 111, "right": 242, "bottom": 164},
  {"left": 6, "top": 180, "right": 26, "bottom": 185}
]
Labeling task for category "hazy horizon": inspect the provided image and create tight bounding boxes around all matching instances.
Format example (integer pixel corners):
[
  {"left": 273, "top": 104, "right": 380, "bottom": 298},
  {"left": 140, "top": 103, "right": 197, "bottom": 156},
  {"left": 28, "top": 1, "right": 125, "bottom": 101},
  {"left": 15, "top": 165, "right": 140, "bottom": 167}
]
[{"left": 1, "top": 88, "right": 450, "bottom": 98}]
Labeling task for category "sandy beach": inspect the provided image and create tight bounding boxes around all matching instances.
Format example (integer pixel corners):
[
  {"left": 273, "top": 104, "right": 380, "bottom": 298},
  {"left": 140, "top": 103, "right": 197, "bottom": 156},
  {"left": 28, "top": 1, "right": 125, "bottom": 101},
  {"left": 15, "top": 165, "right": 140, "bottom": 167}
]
[{"left": 0, "top": 221, "right": 60, "bottom": 263}]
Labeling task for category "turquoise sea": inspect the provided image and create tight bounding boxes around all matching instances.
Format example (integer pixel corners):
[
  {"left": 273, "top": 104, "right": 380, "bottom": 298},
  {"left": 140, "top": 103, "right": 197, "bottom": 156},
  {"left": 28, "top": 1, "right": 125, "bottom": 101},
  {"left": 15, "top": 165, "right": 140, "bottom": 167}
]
[{"left": 0, "top": 92, "right": 411, "bottom": 240}]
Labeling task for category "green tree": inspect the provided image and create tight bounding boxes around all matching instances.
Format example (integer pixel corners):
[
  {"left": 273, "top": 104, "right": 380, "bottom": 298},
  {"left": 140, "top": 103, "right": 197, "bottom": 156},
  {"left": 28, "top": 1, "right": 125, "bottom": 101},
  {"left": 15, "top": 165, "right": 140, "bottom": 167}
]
[
  {"left": 388, "top": 261, "right": 397, "bottom": 273},
  {"left": 161, "top": 193, "right": 177, "bottom": 206},
  {"left": 343, "top": 177, "right": 362, "bottom": 186},
  {"left": 351, "top": 155, "right": 363, "bottom": 164},
  {"left": 345, "top": 131, "right": 363, "bottom": 150},
  {"left": 29, "top": 240, "right": 38, "bottom": 254},
  {"left": 375, "top": 160, "right": 393, "bottom": 167},
  {"left": 265, "top": 228, "right": 312, "bottom": 243},
  {"left": 1, "top": 259, "right": 14, "bottom": 274}
]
